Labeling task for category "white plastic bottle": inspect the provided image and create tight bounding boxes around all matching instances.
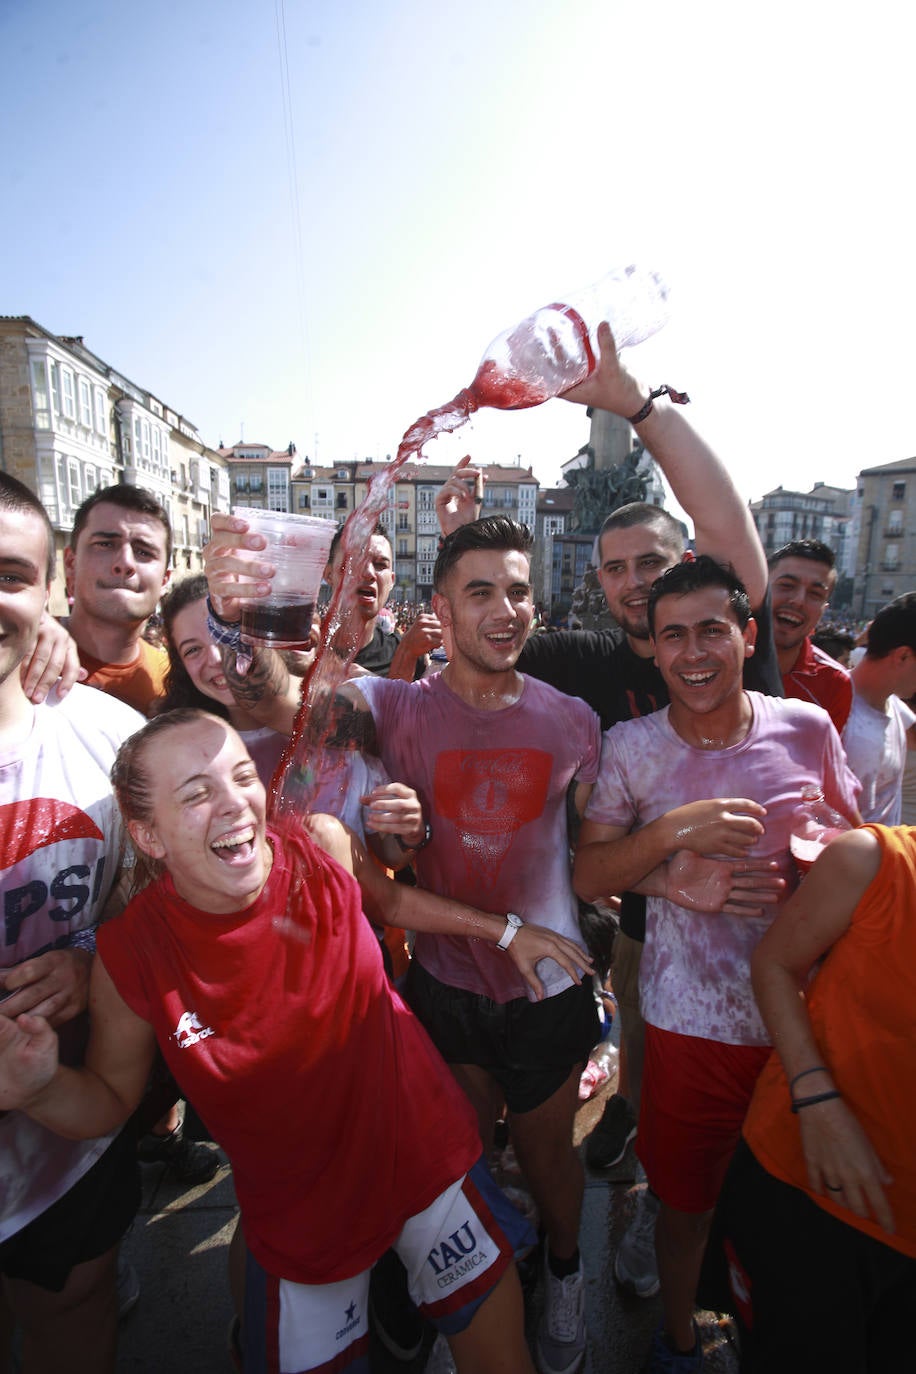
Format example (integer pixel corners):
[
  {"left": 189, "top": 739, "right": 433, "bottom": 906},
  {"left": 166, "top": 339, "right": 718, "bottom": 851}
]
[
  {"left": 578, "top": 1035, "right": 620, "bottom": 1101},
  {"left": 468, "top": 263, "right": 671, "bottom": 412},
  {"left": 789, "top": 784, "right": 852, "bottom": 875},
  {"left": 395, "top": 264, "right": 671, "bottom": 462}
]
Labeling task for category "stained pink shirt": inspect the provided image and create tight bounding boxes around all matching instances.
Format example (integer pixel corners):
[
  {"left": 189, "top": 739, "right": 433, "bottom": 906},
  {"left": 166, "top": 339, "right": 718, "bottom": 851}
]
[
  {"left": 357, "top": 673, "right": 601, "bottom": 1003},
  {"left": 586, "top": 693, "right": 861, "bottom": 1045}
]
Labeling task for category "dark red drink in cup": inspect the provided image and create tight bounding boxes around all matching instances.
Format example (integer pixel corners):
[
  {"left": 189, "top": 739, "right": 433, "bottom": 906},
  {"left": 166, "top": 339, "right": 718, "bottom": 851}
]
[{"left": 233, "top": 509, "right": 334, "bottom": 648}]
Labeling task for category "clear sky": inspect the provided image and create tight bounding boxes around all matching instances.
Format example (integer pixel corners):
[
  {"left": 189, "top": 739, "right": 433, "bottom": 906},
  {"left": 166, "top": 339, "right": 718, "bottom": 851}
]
[{"left": 2, "top": 0, "right": 913, "bottom": 513}]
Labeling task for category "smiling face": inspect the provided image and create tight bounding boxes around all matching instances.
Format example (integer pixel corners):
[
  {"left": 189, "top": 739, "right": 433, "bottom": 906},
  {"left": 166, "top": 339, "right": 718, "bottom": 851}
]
[
  {"left": 128, "top": 718, "right": 269, "bottom": 914},
  {"left": 597, "top": 522, "right": 682, "bottom": 645},
  {"left": 0, "top": 509, "right": 51, "bottom": 694},
  {"left": 432, "top": 548, "right": 533, "bottom": 675},
  {"left": 64, "top": 501, "right": 170, "bottom": 629},
  {"left": 327, "top": 533, "right": 395, "bottom": 623},
  {"left": 651, "top": 586, "right": 756, "bottom": 722},
  {"left": 169, "top": 595, "right": 235, "bottom": 710},
  {"left": 769, "top": 555, "right": 835, "bottom": 656}
]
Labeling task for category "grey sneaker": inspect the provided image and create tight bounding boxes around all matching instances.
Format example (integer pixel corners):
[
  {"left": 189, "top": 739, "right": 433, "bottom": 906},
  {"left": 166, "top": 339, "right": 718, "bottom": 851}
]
[
  {"left": 585, "top": 1093, "right": 637, "bottom": 1169},
  {"left": 536, "top": 1263, "right": 586, "bottom": 1374},
  {"left": 614, "top": 1185, "right": 660, "bottom": 1297}
]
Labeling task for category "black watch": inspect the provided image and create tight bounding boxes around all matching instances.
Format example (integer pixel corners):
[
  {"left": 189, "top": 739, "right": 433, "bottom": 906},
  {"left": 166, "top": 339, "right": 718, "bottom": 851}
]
[{"left": 395, "top": 822, "right": 433, "bottom": 853}]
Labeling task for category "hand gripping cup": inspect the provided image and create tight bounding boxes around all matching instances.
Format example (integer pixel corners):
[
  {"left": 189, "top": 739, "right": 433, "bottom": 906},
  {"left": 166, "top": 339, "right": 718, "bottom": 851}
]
[{"left": 233, "top": 508, "right": 335, "bottom": 648}]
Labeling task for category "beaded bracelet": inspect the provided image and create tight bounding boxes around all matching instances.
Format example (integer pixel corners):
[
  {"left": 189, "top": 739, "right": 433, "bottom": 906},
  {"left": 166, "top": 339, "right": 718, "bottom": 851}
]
[
  {"left": 790, "top": 1090, "right": 842, "bottom": 1114},
  {"left": 626, "top": 384, "right": 691, "bottom": 426}
]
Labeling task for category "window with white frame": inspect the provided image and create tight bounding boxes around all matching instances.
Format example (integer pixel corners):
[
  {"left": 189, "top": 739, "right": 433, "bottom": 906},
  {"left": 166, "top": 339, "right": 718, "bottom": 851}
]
[
  {"left": 94, "top": 387, "right": 107, "bottom": 436},
  {"left": 60, "top": 368, "right": 76, "bottom": 420},
  {"left": 38, "top": 455, "right": 59, "bottom": 521},
  {"left": 50, "top": 362, "right": 61, "bottom": 418},
  {"left": 78, "top": 377, "right": 92, "bottom": 429},
  {"left": 30, "top": 361, "right": 51, "bottom": 429},
  {"left": 267, "top": 468, "right": 288, "bottom": 511},
  {"left": 67, "top": 458, "right": 82, "bottom": 509}
]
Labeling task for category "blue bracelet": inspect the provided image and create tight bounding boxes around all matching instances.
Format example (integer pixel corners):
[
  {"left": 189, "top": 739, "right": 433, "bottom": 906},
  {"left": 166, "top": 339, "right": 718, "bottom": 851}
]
[{"left": 790, "top": 1090, "right": 842, "bottom": 1113}]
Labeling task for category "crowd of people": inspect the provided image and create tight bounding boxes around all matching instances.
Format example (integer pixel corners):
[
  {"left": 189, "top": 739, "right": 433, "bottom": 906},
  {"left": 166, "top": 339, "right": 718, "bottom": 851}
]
[{"left": 0, "top": 319, "right": 913, "bottom": 1374}]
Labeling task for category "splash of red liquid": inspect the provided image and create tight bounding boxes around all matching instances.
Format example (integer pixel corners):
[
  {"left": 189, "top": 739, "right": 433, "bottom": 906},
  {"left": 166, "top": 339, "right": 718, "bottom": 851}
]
[{"left": 268, "top": 342, "right": 580, "bottom": 821}]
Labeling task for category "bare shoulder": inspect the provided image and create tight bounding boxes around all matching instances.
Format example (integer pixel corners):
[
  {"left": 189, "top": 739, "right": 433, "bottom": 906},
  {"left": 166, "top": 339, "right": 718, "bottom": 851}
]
[
  {"left": 813, "top": 827, "right": 882, "bottom": 891},
  {"left": 304, "top": 812, "right": 354, "bottom": 874}
]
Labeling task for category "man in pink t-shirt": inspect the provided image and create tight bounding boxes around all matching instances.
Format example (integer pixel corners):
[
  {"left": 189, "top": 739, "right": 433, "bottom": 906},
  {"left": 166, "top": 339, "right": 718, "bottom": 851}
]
[
  {"left": 339, "top": 516, "right": 601, "bottom": 1374},
  {"left": 575, "top": 555, "right": 861, "bottom": 1374}
]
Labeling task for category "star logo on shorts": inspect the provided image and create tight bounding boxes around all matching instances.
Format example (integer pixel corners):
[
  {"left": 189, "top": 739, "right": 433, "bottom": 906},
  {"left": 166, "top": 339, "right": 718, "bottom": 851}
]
[{"left": 345, "top": 1301, "right": 356, "bottom": 1323}]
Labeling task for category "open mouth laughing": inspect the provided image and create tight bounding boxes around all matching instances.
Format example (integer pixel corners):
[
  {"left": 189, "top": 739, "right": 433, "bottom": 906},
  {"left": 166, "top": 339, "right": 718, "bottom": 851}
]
[{"left": 210, "top": 825, "right": 258, "bottom": 863}]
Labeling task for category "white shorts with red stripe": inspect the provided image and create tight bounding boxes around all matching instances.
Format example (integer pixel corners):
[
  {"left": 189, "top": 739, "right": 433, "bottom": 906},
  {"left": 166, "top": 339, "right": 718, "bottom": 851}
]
[{"left": 242, "top": 1156, "right": 534, "bottom": 1373}]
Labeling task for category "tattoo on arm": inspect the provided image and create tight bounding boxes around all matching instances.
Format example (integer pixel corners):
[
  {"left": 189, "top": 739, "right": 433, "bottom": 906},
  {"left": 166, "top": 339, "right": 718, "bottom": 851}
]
[
  {"left": 218, "top": 644, "right": 290, "bottom": 709},
  {"left": 325, "top": 691, "right": 379, "bottom": 752}
]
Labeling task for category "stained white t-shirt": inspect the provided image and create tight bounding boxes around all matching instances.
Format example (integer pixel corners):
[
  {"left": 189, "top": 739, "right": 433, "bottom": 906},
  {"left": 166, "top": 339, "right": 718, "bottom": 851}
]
[
  {"left": 842, "top": 690, "right": 916, "bottom": 825},
  {"left": 585, "top": 693, "right": 860, "bottom": 1046},
  {"left": 0, "top": 685, "right": 143, "bottom": 1241}
]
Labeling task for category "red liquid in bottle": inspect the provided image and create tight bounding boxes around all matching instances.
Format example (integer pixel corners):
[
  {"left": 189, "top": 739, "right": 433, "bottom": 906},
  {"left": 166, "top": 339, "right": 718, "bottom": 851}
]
[{"left": 269, "top": 305, "right": 593, "bottom": 821}]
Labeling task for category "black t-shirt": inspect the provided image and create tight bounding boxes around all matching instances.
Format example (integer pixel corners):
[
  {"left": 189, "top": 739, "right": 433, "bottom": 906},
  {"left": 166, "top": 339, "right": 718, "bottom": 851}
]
[
  {"left": 518, "top": 595, "right": 782, "bottom": 938},
  {"left": 355, "top": 625, "right": 426, "bottom": 680}
]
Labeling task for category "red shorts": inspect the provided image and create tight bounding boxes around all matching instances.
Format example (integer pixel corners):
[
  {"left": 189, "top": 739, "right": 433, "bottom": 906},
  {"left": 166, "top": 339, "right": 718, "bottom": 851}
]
[{"left": 638, "top": 1024, "right": 770, "bottom": 1213}]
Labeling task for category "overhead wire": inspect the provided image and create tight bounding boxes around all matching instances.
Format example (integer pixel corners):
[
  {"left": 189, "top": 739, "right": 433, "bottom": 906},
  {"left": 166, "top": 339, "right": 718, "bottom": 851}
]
[{"left": 274, "top": 0, "right": 313, "bottom": 451}]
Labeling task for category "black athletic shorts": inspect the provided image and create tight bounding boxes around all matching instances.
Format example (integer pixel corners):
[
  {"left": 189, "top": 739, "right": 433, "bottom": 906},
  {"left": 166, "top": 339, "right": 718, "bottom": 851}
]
[
  {"left": 405, "top": 960, "right": 599, "bottom": 1115},
  {"left": 0, "top": 1126, "right": 140, "bottom": 1292}
]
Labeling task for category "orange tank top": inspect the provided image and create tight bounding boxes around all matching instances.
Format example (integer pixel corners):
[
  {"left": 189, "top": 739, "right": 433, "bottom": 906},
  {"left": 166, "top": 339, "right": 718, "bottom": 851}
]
[{"left": 743, "top": 824, "right": 916, "bottom": 1257}]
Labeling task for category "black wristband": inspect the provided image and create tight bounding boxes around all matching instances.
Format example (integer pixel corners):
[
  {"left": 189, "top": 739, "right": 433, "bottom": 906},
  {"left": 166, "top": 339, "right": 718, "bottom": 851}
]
[
  {"left": 626, "top": 384, "right": 691, "bottom": 426},
  {"left": 790, "top": 1090, "right": 842, "bottom": 1113},
  {"left": 789, "top": 1065, "right": 829, "bottom": 1091},
  {"left": 206, "top": 595, "right": 240, "bottom": 628},
  {"left": 395, "top": 822, "right": 433, "bottom": 853}
]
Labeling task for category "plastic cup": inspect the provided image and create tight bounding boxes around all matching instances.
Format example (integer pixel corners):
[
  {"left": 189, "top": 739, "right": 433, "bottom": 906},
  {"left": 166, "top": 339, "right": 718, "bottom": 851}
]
[{"left": 233, "top": 508, "right": 335, "bottom": 647}]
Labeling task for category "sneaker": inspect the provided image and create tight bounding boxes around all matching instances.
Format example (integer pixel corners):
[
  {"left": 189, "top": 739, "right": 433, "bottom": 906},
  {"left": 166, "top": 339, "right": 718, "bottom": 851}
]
[
  {"left": 138, "top": 1123, "right": 219, "bottom": 1185},
  {"left": 368, "top": 1249, "right": 425, "bottom": 1362},
  {"left": 116, "top": 1254, "right": 140, "bottom": 1322},
  {"left": 536, "top": 1262, "right": 586, "bottom": 1374},
  {"left": 614, "top": 1186, "right": 660, "bottom": 1298},
  {"left": 585, "top": 1093, "right": 637, "bottom": 1169},
  {"left": 647, "top": 1321, "right": 703, "bottom": 1372}
]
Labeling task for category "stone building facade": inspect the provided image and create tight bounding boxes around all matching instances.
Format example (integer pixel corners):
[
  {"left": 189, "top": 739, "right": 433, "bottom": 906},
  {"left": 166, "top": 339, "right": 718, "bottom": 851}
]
[{"left": 0, "top": 316, "right": 228, "bottom": 613}]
